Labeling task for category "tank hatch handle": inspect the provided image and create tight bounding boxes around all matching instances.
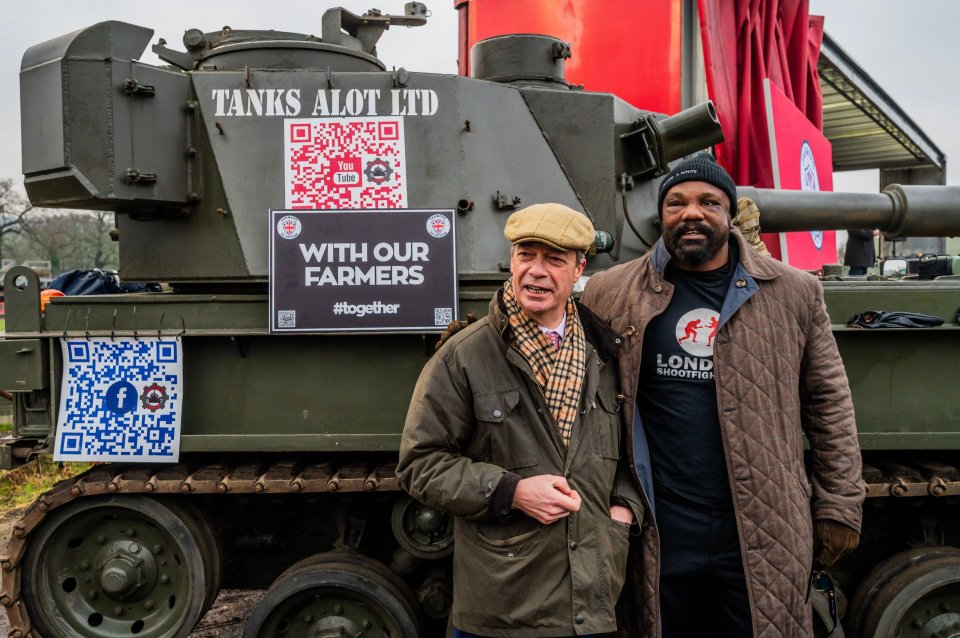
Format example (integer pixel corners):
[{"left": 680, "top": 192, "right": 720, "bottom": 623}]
[{"left": 322, "top": 3, "right": 429, "bottom": 55}]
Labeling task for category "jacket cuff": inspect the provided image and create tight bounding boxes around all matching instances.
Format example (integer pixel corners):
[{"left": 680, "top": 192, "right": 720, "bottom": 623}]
[{"left": 489, "top": 472, "right": 522, "bottom": 522}]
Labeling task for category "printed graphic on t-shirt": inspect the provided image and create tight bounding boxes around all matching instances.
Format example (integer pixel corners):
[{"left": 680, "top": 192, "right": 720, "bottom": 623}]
[{"left": 655, "top": 308, "right": 719, "bottom": 380}]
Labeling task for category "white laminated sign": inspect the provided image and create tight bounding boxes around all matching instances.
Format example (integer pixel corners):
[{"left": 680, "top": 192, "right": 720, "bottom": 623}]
[{"left": 55, "top": 338, "right": 183, "bottom": 463}]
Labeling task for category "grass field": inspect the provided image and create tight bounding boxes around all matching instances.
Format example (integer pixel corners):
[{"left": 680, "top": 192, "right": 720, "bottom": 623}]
[{"left": 0, "top": 458, "right": 91, "bottom": 511}]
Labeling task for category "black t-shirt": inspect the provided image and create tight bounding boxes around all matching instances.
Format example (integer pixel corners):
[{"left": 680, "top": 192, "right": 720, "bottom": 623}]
[{"left": 637, "top": 253, "right": 735, "bottom": 507}]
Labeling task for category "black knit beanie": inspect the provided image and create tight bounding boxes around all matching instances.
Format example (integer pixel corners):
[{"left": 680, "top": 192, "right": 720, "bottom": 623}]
[{"left": 656, "top": 153, "right": 737, "bottom": 217}]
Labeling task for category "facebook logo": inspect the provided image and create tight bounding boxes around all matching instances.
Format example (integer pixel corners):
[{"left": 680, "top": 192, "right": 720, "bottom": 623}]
[{"left": 104, "top": 381, "right": 137, "bottom": 415}]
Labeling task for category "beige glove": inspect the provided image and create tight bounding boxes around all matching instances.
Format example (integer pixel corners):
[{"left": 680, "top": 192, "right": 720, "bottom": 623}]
[
  {"left": 814, "top": 519, "right": 860, "bottom": 567},
  {"left": 733, "top": 197, "right": 771, "bottom": 256}
]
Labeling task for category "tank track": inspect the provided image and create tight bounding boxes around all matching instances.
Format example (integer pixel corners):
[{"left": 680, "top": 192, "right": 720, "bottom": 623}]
[
  {"left": 2, "top": 458, "right": 955, "bottom": 636},
  {"left": 0, "top": 459, "right": 400, "bottom": 637},
  {"left": 863, "top": 461, "right": 960, "bottom": 498}
]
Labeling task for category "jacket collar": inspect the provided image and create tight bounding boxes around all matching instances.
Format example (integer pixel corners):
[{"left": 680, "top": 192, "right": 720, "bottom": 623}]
[
  {"left": 489, "top": 288, "right": 622, "bottom": 363},
  {"left": 651, "top": 227, "right": 783, "bottom": 281}
]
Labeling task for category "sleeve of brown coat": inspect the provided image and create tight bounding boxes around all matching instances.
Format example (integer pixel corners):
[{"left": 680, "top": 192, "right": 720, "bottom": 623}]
[
  {"left": 799, "top": 277, "right": 866, "bottom": 531},
  {"left": 397, "top": 349, "right": 511, "bottom": 522}
]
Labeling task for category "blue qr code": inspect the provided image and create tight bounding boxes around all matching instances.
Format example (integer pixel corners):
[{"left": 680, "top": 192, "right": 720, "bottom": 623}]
[{"left": 58, "top": 338, "right": 182, "bottom": 461}]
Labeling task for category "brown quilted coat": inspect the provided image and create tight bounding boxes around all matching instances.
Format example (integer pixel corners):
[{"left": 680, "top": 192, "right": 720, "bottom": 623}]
[{"left": 580, "top": 229, "right": 865, "bottom": 638}]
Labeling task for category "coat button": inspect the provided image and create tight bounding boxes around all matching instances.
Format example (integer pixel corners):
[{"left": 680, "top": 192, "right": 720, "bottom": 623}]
[
  {"left": 736, "top": 278, "right": 747, "bottom": 288},
  {"left": 570, "top": 541, "right": 578, "bottom": 550},
  {"left": 575, "top": 614, "right": 584, "bottom": 624},
  {"left": 492, "top": 409, "right": 502, "bottom": 418},
  {"left": 565, "top": 471, "right": 571, "bottom": 479},
  {"left": 653, "top": 283, "right": 663, "bottom": 293}
]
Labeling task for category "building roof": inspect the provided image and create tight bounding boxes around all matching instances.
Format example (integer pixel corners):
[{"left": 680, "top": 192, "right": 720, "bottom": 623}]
[{"left": 818, "top": 32, "right": 946, "bottom": 179}]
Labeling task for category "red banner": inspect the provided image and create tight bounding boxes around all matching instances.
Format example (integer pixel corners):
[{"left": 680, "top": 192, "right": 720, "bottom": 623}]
[
  {"left": 763, "top": 79, "right": 836, "bottom": 270},
  {"left": 455, "top": 0, "right": 682, "bottom": 115}
]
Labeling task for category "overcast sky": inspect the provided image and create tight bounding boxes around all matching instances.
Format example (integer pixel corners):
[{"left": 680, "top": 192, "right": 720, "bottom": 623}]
[{"left": 1, "top": 1, "right": 955, "bottom": 193}]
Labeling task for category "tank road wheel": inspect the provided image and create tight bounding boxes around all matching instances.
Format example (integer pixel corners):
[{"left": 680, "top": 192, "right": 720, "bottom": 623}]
[
  {"left": 858, "top": 554, "right": 960, "bottom": 638},
  {"left": 244, "top": 552, "right": 420, "bottom": 638},
  {"left": 22, "top": 495, "right": 222, "bottom": 638},
  {"left": 848, "top": 546, "right": 960, "bottom": 636},
  {"left": 391, "top": 494, "right": 454, "bottom": 559}
]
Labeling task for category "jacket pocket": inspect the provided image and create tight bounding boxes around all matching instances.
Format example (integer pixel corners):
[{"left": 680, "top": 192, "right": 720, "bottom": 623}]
[
  {"left": 604, "top": 517, "right": 631, "bottom": 601},
  {"left": 596, "top": 389, "right": 622, "bottom": 460},
  {"left": 474, "top": 389, "right": 539, "bottom": 469}
]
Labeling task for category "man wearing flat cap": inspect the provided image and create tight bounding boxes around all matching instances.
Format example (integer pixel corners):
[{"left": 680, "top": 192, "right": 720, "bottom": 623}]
[
  {"left": 581, "top": 154, "right": 865, "bottom": 637},
  {"left": 398, "top": 203, "right": 642, "bottom": 637}
]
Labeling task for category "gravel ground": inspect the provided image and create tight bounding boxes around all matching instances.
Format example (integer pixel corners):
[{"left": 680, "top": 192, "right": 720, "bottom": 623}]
[{"left": 0, "top": 507, "right": 266, "bottom": 637}]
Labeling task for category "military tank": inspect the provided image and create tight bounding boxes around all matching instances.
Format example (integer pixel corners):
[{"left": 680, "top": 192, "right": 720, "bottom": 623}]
[{"left": 2, "top": 4, "right": 960, "bottom": 637}]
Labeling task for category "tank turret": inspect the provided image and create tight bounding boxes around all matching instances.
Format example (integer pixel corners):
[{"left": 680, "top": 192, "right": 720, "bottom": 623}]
[{"left": 19, "top": 10, "right": 722, "bottom": 286}]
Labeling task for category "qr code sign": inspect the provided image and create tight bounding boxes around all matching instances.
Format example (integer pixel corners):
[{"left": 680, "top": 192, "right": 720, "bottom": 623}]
[
  {"left": 55, "top": 338, "right": 183, "bottom": 463},
  {"left": 278, "top": 310, "right": 296, "bottom": 328},
  {"left": 285, "top": 117, "right": 407, "bottom": 209},
  {"left": 434, "top": 308, "right": 453, "bottom": 326}
]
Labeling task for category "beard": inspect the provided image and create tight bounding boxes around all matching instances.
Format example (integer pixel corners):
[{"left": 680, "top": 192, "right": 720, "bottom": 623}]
[{"left": 665, "top": 221, "right": 728, "bottom": 265}]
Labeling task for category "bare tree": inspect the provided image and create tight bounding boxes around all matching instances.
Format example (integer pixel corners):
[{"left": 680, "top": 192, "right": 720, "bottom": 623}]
[
  {"left": 75, "top": 211, "right": 118, "bottom": 270},
  {"left": 5, "top": 209, "right": 119, "bottom": 276},
  {"left": 0, "top": 179, "right": 32, "bottom": 272}
]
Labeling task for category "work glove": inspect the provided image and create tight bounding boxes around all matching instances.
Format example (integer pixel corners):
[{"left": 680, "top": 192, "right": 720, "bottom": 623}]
[{"left": 814, "top": 519, "right": 860, "bottom": 567}]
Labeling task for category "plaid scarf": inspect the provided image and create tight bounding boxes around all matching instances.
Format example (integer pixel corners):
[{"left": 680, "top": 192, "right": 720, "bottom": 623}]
[{"left": 502, "top": 278, "right": 587, "bottom": 447}]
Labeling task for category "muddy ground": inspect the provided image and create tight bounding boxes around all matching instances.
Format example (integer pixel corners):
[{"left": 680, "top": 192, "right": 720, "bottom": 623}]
[{"left": 0, "top": 507, "right": 265, "bottom": 636}]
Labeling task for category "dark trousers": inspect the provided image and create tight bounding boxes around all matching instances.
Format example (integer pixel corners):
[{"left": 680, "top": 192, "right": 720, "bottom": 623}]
[
  {"left": 657, "top": 494, "right": 752, "bottom": 638},
  {"left": 454, "top": 631, "right": 612, "bottom": 638}
]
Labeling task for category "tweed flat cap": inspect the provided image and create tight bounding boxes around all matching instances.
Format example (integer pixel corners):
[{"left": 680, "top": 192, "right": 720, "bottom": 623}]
[{"left": 503, "top": 203, "right": 595, "bottom": 252}]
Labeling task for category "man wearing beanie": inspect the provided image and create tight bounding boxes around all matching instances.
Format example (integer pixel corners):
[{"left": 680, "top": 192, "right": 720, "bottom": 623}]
[
  {"left": 399, "top": 203, "right": 643, "bottom": 637},
  {"left": 582, "top": 154, "right": 864, "bottom": 638}
]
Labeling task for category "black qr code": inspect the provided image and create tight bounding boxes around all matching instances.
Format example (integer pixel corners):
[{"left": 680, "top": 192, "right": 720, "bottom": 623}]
[
  {"left": 56, "top": 338, "right": 182, "bottom": 462},
  {"left": 278, "top": 310, "right": 296, "bottom": 328},
  {"left": 434, "top": 308, "right": 453, "bottom": 326}
]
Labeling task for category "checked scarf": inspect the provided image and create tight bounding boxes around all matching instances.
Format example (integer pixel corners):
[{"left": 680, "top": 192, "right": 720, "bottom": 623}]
[{"left": 502, "top": 278, "right": 587, "bottom": 447}]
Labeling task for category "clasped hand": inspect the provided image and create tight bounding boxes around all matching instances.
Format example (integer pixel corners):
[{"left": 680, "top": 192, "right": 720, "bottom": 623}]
[{"left": 512, "top": 475, "right": 634, "bottom": 527}]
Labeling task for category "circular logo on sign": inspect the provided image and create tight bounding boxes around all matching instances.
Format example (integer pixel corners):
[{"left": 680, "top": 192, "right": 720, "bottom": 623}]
[
  {"left": 800, "top": 140, "right": 819, "bottom": 192},
  {"left": 104, "top": 381, "right": 138, "bottom": 415},
  {"left": 277, "top": 215, "right": 301, "bottom": 240},
  {"left": 426, "top": 214, "right": 451, "bottom": 238},
  {"left": 364, "top": 158, "right": 393, "bottom": 185},
  {"left": 799, "top": 141, "right": 824, "bottom": 249},
  {"left": 674, "top": 308, "right": 720, "bottom": 357}
]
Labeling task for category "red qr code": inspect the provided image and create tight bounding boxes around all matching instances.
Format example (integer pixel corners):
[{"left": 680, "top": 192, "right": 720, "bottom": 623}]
[{"left": 285, "top": 117, "right": 407, "bottom": 209}]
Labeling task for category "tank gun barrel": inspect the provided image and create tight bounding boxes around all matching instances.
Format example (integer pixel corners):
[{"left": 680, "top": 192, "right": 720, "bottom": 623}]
[
  {"left": 737, "top": 185, "right": 960, "bottom": 238},
  {"left": 621, "top": 101, "right": 724, "bottom": 179}
]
